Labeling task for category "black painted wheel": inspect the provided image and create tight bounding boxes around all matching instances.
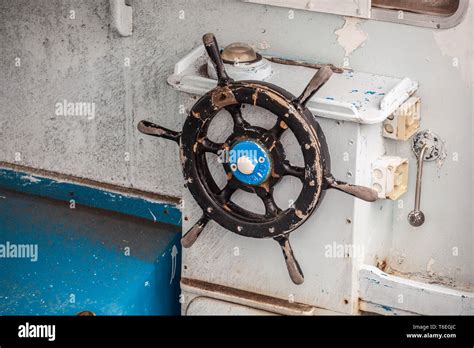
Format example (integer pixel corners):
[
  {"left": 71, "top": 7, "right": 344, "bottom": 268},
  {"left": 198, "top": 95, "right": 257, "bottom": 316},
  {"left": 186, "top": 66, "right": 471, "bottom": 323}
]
[
  {"left": 138, "top": 33, "right": 378, "bottom": 285},
  {"left": 181, "top": 80, "right": 329, "bottom": 239}
]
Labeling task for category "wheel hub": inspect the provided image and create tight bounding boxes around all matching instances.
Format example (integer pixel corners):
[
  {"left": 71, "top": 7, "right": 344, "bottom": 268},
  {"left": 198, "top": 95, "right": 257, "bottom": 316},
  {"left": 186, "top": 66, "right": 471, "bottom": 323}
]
[{"left": 228, "top": 140, "right": 272, "bottom": 186}]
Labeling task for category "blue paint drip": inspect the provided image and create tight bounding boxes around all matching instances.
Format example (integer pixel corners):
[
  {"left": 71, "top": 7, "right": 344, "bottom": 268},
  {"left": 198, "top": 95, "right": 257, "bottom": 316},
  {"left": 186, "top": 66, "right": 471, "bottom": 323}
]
[{"left": 364, "top": 91, "right": 377, "bottom": 95}]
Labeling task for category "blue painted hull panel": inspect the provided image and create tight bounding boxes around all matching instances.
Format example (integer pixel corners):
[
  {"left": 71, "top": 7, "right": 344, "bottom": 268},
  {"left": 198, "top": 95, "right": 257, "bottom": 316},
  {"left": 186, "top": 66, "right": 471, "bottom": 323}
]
[
  {"left": 0, "top": 168, "right": 182, "bottom": 227},
  {"left": 0, "top": 187, "right": 182, "bottom": 316}
]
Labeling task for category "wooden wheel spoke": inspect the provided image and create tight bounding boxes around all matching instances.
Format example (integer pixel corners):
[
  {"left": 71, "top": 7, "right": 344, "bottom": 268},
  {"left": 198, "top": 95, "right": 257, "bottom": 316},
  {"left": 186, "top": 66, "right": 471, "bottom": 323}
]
[
  {"left": 203, "top": 33, "right": 231, "bottom": 86},
  {"left": 296, "top": 65, "right": 333, "bottom": 107},
  {"left": 274, "top": 235, "right": 304, "bottom": 285},
  {"left": 182, "top": 215, "right": 209, "bottom": 248}
]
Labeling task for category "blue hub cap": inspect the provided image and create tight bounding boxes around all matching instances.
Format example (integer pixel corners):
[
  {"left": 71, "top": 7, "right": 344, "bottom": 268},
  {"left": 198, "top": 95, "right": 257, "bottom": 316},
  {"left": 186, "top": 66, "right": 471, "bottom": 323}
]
[{"left": 228, "top": 140, "right": 272, "bottom": 186}]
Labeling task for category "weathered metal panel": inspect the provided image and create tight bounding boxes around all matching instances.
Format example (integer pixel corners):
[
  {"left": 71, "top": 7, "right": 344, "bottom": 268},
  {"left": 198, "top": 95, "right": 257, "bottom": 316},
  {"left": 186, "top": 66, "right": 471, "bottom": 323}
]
[{"left": 359, "top": 265, "right": 474, "bottom": 315}]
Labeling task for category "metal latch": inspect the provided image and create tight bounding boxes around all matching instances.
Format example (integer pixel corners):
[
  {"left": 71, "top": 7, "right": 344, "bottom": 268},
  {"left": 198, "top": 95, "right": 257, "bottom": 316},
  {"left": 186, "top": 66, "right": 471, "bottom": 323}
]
[{"left": 408, "top": 130, "right": 445, "bottom": 227}]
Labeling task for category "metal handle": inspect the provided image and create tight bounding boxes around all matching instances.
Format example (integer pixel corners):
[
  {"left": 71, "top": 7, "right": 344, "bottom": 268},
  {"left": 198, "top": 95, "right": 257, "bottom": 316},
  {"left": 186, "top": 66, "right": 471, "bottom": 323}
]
[
  {"left": 275, "top": 235, "right": 304, "bottom": 285},
  {"left": 203, "top": 33, "right": 231, "bottom": 86},
  {"left": 408, "top": 144, "right": 428, "bottom": 227},
  {"left": 181, "top": 216, "right": 209, "bottom": 248},
  {"left": 408, "top": 130, "right": 446, "bottom": 227},
  {"left": 325, "top": 175, "right": 379, "bottom": 202},
  {"left": 137, "top": 120, "right": 181, "bottom": 143},
  {"left": 296, "top": 65, "right": 333, "bottom": 107}
]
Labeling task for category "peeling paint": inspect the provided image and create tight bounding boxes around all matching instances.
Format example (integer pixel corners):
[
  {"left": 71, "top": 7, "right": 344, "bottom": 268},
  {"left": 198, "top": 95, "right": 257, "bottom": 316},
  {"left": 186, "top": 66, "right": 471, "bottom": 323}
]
[
  {"left": 20, "top": 175, "right": 42, "bottom": 184},
  {"left": 335, "top": 17, "right": 368, "bottom": 58},
  {"left": 148, "top": 208, "right": 157, "bottom": 223}
]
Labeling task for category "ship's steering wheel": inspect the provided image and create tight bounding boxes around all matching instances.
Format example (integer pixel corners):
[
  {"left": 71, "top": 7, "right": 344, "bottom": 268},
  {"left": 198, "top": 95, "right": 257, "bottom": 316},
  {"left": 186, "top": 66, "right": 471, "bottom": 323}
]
[{"left": 138, "top": 33, "right": 377, "bottom": 284}]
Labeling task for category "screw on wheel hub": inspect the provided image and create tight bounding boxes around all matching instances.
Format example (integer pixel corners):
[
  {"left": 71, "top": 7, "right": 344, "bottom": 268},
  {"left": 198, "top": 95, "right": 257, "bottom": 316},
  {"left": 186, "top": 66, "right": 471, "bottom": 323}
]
[{"left": 137, "top": 33, "right": 378, "bottom": 285}]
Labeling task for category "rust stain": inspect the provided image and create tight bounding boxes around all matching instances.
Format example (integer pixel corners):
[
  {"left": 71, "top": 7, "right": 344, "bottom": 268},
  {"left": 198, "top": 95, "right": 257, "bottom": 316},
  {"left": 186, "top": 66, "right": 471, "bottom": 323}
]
[
  {"left": 271, "top": 169, "right": 280, "bottom": 179},
  {"left": 376, "top": 258, "right": 388, "bottom": 272},
  {"left": 259, "top": 181, "right": 271, "bottom": 192},
  {"left": 252, "top": 88, "right": 260, "bottom": 106},
  {"left": 295, "top": 210, "right": 305, "bottom": 219},
  {"left": 268, "top": 141, "right": 276, "bottom": 152},
  {"left": 211, "top": 86, "right": 237, "bottom": 108}
]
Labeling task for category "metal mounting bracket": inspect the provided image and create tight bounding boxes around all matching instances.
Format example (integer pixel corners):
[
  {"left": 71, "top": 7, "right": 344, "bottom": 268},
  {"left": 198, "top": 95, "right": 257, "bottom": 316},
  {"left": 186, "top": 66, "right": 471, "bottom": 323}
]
[{"left": 110, "top": 0, "right": 133, "bottom": 37}]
